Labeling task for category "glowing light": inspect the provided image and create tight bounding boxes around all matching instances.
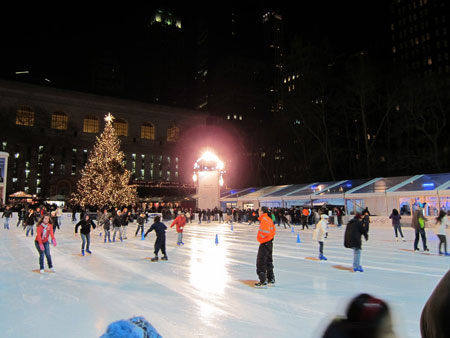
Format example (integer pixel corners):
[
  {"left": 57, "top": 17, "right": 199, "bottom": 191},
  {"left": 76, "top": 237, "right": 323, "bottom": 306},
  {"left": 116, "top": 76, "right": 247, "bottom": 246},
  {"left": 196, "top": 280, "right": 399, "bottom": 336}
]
[
  {"left": 219, "top": 176, "right": 224, "bottom": 186},
  {"left": 193, "top": 173, "right": 197, "bottom": 182},
  {"left": 104, "top": 113, "right": 114, "bottom": 123}
]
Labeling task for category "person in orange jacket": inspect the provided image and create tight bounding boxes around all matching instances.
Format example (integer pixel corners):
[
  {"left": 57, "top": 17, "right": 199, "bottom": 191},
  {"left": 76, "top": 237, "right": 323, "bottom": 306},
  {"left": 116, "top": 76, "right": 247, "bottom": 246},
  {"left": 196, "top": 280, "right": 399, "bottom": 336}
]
[
  {"left": 171, "top": 212, "right": 187, "bottom": 245},
  {"left": 35, "top": 214, "right": 57, "bottom": 274},
  {"left": 255, "top": 206, "right": 276, "bottom": 287}
]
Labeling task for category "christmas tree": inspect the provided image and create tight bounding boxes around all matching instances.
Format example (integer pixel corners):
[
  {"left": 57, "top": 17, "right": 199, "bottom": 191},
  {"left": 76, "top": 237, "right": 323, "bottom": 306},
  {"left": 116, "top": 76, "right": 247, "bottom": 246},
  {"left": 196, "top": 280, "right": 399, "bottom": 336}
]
[{"left": 71, "top": 113, "right": 137, "bottom": 207}]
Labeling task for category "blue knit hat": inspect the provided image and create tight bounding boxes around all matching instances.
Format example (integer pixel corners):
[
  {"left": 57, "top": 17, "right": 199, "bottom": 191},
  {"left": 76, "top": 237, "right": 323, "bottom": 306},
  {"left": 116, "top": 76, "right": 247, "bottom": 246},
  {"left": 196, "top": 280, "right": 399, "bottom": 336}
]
[{"left": 100, "top": 316, "right": 162, "bottom": 338}]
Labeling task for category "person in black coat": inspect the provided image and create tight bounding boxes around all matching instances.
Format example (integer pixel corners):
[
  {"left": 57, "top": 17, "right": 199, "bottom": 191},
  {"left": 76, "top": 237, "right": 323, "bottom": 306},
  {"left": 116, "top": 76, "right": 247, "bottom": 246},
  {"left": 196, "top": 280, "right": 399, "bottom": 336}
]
[
  {"left": 50, "top": 211, "right": 59, "bottom": 233},
  {"left": 16, "top": 208, "right": 26, "bottom": 228},
  {"left": 421, "top": 269, "right": 450, "bottom": 338},
  {"left": 75, "top": 215, "right": 96, "bottom": 256},
  {"left": 144, "top": 216, "right": 167, "bottom": 262},
  {"left": 344, "top": 213, "right": 368, "bottom": 272}
]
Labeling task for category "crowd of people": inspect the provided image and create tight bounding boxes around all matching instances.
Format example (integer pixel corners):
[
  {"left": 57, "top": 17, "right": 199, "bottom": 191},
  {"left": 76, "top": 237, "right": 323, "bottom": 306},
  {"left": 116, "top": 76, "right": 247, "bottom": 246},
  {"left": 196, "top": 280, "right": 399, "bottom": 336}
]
[{"left": 2, "top": 202, "right": 450, "bottom": 337}]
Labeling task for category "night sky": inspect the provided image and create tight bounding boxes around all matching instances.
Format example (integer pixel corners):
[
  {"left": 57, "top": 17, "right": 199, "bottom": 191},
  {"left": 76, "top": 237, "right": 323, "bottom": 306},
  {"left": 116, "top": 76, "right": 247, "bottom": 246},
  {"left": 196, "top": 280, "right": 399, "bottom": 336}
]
[{"left": 0, "top": 1, "right": 390, "bottom": 89}]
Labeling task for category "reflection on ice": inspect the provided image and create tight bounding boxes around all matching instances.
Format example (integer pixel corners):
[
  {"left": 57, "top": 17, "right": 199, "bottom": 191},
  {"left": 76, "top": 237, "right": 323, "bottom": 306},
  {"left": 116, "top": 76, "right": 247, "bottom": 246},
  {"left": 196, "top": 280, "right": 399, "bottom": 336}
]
[{"left": 189, "top": 236, "right": 229, "bottom": 296}]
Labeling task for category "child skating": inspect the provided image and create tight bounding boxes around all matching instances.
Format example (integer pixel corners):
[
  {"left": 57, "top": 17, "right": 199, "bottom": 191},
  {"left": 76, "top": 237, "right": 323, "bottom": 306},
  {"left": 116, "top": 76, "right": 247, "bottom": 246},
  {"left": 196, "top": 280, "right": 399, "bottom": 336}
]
[
  {"left": 170, "top": 212, "right": 186, "bottom": 245},
  {"left": 35, "top": 214, "right": 57, "bottom": 273},
  {"left": 144, "top": 216, "right": 168, "bottom": 261}
]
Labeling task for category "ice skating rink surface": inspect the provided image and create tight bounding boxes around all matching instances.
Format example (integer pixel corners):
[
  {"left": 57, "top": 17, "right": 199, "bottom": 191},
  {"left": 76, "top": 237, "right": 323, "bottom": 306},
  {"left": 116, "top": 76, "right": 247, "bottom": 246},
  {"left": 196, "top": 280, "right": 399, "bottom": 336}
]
[{"left": 0, "top": 215, "right": 448, "bottom": 338}]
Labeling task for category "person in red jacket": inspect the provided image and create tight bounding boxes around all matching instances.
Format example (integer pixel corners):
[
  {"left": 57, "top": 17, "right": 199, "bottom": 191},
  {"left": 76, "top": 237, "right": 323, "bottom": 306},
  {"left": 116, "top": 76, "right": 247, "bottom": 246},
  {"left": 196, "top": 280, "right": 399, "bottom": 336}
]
[
  {"left": 35, "top": 214, "right": 57, "bottom": 274},
  {"left": 255, "top": 206, "right": 276, "bottom": 287},
  {"left": 171, "top": 212, "right": 186, "bottom": 245}
]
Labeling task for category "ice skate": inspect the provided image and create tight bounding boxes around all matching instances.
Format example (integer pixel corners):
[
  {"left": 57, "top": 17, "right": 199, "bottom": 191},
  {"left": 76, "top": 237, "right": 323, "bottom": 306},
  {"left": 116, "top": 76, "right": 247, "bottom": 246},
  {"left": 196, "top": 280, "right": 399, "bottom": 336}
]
[
  {"left": 86, "top": 249, "right": 92, "bottom": 254},
  {"left": 402, "top": 237, "right": 406, "bottom": 242},
  {"left": 50, "top": 267, "right": 55, "bottom": 272},
  {"left": 161, "top": 256, "right": 168, "bottom": 261},
  {"left": 151, "top": 256, "right": 159, "bottom": 262},
  {"left": 319, "top": 254, "right": 327, "bottom": 261},
  {"left": 353, "top": 266, "right": 363, "bottom": 272},
  {"left": 254, "top": 281, "right": 268, "bottom": 288},
  {"left": 424, "top": 248, "right": 429, "bottom": 252},
  {"left": 395, "top": 237, "right": 398, "bottom": 242},
  {"left": 445, "top": 253, "right": 450, "bottom": 257},
  {"left": 81, "top": 250, "right": 85, "bottom": 256},
  {"left": 268, "top": 279, "right": 275, "bottom": 287},
  {"left": 40, "top": 269, "right": 44, "bottom": 274}
]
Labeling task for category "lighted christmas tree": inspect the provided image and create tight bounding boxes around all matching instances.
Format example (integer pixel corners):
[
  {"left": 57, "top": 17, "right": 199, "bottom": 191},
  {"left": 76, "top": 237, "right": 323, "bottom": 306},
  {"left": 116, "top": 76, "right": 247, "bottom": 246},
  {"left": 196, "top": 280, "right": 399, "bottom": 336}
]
[{"left": 71, "top": 113, "right": 137, "bottom": 207}]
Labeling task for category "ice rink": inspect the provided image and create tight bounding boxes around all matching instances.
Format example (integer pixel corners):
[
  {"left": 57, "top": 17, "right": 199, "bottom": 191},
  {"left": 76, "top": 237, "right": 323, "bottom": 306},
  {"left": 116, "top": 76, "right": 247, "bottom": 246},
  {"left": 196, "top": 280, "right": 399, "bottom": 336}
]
[{"left": 0, "top": 214, "right": 448, "bottom": 338}]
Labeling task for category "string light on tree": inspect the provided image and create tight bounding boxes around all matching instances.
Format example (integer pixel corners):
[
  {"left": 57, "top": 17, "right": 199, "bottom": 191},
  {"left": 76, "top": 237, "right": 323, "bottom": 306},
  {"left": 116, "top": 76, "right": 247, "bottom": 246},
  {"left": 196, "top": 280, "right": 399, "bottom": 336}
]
[{"left": 70, "top": 113, "right": 137, "bottom": 207}]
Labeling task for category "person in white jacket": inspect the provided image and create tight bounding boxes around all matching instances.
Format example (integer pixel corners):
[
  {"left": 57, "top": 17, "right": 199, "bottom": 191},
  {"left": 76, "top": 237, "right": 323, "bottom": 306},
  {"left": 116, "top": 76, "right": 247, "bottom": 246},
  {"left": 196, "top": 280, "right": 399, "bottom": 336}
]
[
  {"left": 313, "top": 214, "right": 329, "bottom": 260},
  {"left": 434, "top": 210, "right": 450, "bottom": 256}
]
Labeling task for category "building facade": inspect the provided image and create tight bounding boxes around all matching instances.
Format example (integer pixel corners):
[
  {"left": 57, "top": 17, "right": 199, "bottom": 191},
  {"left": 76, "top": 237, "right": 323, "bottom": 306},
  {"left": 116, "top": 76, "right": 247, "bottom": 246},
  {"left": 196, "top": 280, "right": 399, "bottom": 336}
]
[
  {"left": 0, "top": 80, "right": 208, "bottom": 200},
  {"left": 390, "top": 0, "right": 450, "bottom": 76}
]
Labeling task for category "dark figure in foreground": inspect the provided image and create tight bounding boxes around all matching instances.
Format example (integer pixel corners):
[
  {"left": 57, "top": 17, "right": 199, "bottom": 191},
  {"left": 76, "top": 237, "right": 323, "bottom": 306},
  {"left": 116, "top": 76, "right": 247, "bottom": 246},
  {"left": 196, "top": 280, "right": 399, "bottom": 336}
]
[
  {"left": 322, "top": 293, "right": 396, "bottom": 338},
  {"left": 421, "top": 269, "right": 450, "bottom": 338}
]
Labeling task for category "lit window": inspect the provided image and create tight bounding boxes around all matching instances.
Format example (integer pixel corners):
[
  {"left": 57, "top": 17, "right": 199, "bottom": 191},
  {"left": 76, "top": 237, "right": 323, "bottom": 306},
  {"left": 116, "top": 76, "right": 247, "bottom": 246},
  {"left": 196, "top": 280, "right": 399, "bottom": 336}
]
[
  {"left": 392, "top": 46, "right": 397, "bottom": 53},
  {"left": 155, "top": 15, "right": 161, "bottom": 22},
  {"left": 141, "top": 122, "right": 155, "bottom": 140},
  {"left": 428, "top": 57, "right": 432, "bottom": 65},
  {"left": 283, "top": 78, "right": 286, "bottom": 83},
  {"left": 176, "top": 20, "right": 182, "bottom": 28},
  {"left": 234, "top": 115, "right": 237, "bottom": 119},
  {"left": 288, "top": 76, "right": 291, "bottom": 81},
  {"left": 51, "top": 112, "right": 68, "bottom": 130},
  {"left": 167, "top": 125, "right": 179, "bottom": 142},
  {"left": 83, "top": 116, "right": 99, "bottom": 133},
  {"left": 239, "top": 116, "right": 242, "bottom": 120},
  {"left": 113, "top": 118, "right": 128, "bottom": 136},
  {"left": 227, "top": 115, "right": 230, "bottom": 119},
  {"left": 16, "top": 106, "right": 34, "bottom": 126}
]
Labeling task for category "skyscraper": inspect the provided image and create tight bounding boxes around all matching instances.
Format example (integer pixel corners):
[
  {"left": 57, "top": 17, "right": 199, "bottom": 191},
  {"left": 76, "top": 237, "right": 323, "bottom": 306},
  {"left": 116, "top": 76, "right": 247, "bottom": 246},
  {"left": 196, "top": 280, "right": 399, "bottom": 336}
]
[
  {"left": 262, "top": 12, "right": 284, "bottom": 114},
  {"left": 390, "top": 0, "right": 450, "bottom": 76}
]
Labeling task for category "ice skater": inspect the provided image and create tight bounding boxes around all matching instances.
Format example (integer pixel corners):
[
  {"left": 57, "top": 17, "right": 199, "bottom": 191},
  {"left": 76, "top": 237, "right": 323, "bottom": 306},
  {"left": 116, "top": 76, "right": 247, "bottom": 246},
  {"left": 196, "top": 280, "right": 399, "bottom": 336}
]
[
  {"left": 171, "top": 212, "right": 186, "bottom": 245},
  {"left": 103, "top": 215, "right": 112, "bottom": 243},
  {"left": 434, "top": 210, "right": 450, "bottom": 256},
  {"left": 412, "top": 205, "right": 429, "bottom": 252},
  {"left": 50, "top": 211, "right": 60, "bottom": 234},
  {"left": 313, "top": 214, "right": 328, "bottom": 260},
  {"left": 254, "top": 206, "right": 276, "bottom": 287},
  {"left": 144, "top": 216, "right": 168, "bottom": 261},
  {"left": 135, "top": 212, "right": 146, "bottom": 237},
  {"left": 2, "top": 206, "right": 12, "bottom": 229},
  {"left": 16, "top": 208, "right": 26, "bottom": 227},
  {"left": 112, "top": 210, "right": 123, "bottom": 242},
  {"left": 344, "top": 213, "right": 368, "bottom": 272},
  {"left": 75, "top": 214, "right": 96, "bottom": 256},
  {"left": 35, "top": 214, "right": 57, "bottom": 273},
  {"left": 25, "top": 208, "right": 37, "bottom": 236},
  {"left": 389, "top": 209, "right": 405, "bottom": 241}
]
